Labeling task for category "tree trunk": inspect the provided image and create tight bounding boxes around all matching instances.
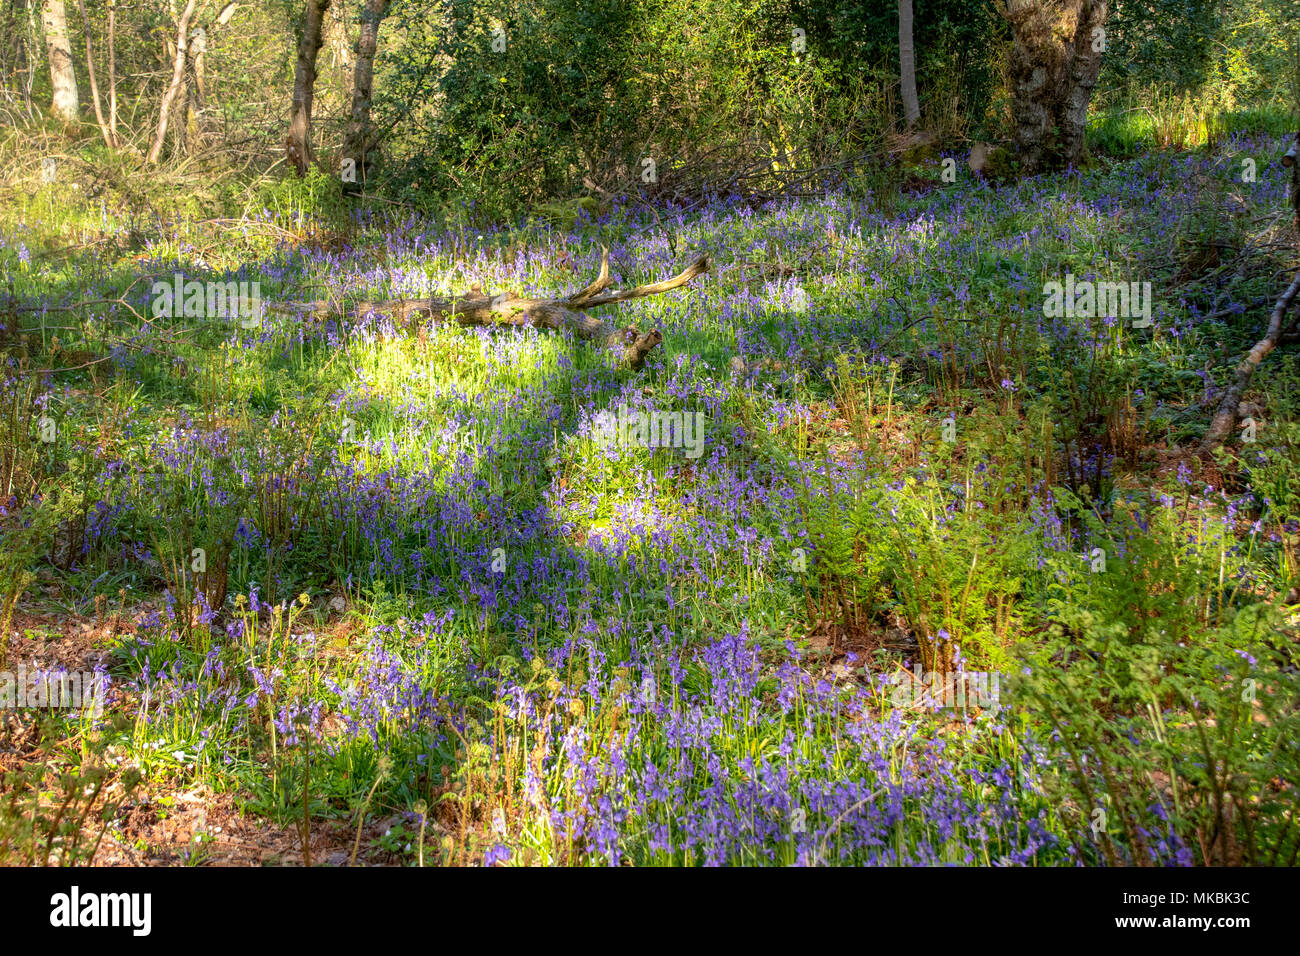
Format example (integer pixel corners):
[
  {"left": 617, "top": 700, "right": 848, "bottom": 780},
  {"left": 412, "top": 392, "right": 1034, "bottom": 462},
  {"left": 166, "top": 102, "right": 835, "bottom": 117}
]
[
  {"left": 287, "top": 0, "right": 330, "bottom": 177},
  {"left": 898, "top": 0, "right": 920, "bottom": 129},
  {"left": 146, "top": 0, "right": 199, "bottom": 165},
  {"left": 1058, "top": 0, "right": 1106, "bottom": 164},
  {"left": 2, "top": 0, "right": 32, "bottom": 108},
  {"left": 1001, "top": 0, "right": 1109, "bottom": 175},
  {"left": 107, "top": 0, "right": 118, "bottom": 144},
  {"left": 341, "top": 0, "right": 390, "bottom": 185},
  {"left": 190, "top": 26, "right": 206, "bottom": 102},
  {"left": 41, "top": 0, "right": 78, "bottom": 124},
  {"left": 185, "top": 25, "right": 205, "bottom": 150},
  {"left": 328, "top": 0, "right": 351, "bottom": 107}
]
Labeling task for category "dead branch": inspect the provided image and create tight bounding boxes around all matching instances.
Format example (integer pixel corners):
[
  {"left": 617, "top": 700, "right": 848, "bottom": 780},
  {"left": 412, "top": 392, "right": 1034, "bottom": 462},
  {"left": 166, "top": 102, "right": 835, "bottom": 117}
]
[
  {"left": 1197, "top": 132, "right": 1300, "bottom": 458},
  {"left": 1286, "top": 131, "right": 1299, "bottom": 229},
  {"left": 1199, "top": 272, "right": 1300, "bottom": 458},
  {"left": 273, "top": 249, "right": 709, "bottom": 370}
]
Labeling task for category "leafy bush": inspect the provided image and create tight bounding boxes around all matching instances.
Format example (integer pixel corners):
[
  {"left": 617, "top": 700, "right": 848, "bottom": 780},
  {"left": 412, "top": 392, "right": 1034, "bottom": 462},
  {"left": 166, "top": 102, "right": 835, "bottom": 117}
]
[{"left": 1012, "top": 498, "right": 1300, "bottom": 865}]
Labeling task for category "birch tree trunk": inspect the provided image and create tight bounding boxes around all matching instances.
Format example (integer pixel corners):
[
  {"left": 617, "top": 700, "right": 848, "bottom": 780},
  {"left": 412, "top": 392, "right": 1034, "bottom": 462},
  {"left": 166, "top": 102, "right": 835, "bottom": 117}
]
[{"left": 41, "top": 0, "right": 78, "bottom": 124}]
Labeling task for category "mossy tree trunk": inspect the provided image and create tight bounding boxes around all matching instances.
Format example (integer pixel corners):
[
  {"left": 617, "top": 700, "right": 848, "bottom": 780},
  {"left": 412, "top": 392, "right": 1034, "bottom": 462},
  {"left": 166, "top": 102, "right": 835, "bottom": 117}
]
[
  {"left": 1000, "top": 0, "right": 1108, "bottom": 174},
  {"left": 341, "top": 0, "right": 390, "bottom": 186},
  {"left": 287, "top": 0, "right": 331, "bottom": 177}
]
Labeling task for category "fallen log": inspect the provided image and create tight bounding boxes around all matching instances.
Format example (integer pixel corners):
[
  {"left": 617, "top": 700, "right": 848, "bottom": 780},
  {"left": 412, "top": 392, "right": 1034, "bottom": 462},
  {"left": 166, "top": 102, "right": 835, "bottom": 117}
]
[
  {"left": 1199, "top": 272, "right": 1300, "bottom": 458},
  {"left": 272, "top": 249, "right": 709, "bottom": 370},
  {"left": 1197, "top": 132, "right": 1300, "bottom": 459},
  {"left": 1286, "top": 131, "right": 1299, "bottom": 229}
]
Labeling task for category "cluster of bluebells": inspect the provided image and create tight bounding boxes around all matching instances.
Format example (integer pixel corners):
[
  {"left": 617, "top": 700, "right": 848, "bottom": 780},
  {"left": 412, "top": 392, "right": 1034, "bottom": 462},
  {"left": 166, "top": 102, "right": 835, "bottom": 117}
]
[{"left": 469, "top": 625, "right": 1066, "bottom": 866}]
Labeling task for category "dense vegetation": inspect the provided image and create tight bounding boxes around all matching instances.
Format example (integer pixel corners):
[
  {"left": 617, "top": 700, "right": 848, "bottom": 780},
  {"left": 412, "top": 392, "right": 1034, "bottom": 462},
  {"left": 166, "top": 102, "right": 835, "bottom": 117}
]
[{"left": 0, "top": 0, "right": 1297, "bottom": 868}]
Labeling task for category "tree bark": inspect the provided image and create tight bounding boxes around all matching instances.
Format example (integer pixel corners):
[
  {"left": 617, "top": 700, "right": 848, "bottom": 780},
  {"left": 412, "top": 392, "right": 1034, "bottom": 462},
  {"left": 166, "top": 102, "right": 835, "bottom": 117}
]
[
  {"left": 184, "top": 25, "right": 206, "bottom": 150},
  {"left": 1000, "top": 0, "right": 1109, "bottom": 174},
  {"left": 1288, "top": 131, "right": 1298, "bottom": 230},
  {"left": 273, "top": 251, "right": 710, "bottom": 371},
  {"left": 1058, "top": 0, "right": 1106, "bottom": 165},
  {"left": 898, "top": 0, "right": 920, "bottom": 129},
  {"left": 327, "top": 0, "right": 351, "bottom": 107},
  {"left": 190, "top": 25, "right": 206, "bottom": 102},
  {"left": 146, "top": 0, "right": 199, "bottom": 165},
  {"left": 287, "top": 0, "right": 331, "bottom": 177},
  {"left": 0, "top": 0, "right": 32, "bottom": 113},
  {"left": 341, "top": 0, "right": 390, "bottom": 185},
  {"left": 41, "top": 0, "right": 78, "bottom": 124}
]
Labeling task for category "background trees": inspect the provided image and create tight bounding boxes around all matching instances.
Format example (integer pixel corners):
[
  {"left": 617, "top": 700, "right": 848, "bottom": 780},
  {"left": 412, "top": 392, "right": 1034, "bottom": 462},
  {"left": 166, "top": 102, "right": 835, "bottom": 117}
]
[{"left": 0, "top": 0, "right": 1293, "bottom": 216}]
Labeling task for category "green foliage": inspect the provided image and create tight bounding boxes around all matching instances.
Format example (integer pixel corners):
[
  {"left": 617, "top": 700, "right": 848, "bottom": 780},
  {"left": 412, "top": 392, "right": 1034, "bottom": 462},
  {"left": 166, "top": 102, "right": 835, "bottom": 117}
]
[
  {"left": 379, "top": 0, "right": 993, "bottom": 216},
  {"left": 1014, "top": 589, "right": 1300, "bottom": 865},
  {"left": 1010, "top": 493, "right": 1300, "bottom": 864},
  {"left": 790, "top": 0, "right": 1005, "bottom": 131},
  {"left": 1244, "top": 356, "right": 1300, "bottom": 524},
  {"left": 1101, "top": 0, "right": 1299, "bottom": 111},
  {"left": 250, "top": 166, "right": 353, "bottom": 230},
  {"left": 532, "top": 196, "right": 606, "bottom": 231},
  {"left": 1100, "top": 0, "right": 1228, "bottom": 99}
]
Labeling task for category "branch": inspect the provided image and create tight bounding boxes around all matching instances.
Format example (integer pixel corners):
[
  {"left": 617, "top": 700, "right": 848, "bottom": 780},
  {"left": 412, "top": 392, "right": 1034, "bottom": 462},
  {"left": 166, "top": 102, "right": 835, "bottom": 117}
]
[
  {"left": 1199, "top": 133, "right": 1300, "bottom": 457},
  {"left": 1199, "top": 272, "right": 1300, "bottom": 458}
]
